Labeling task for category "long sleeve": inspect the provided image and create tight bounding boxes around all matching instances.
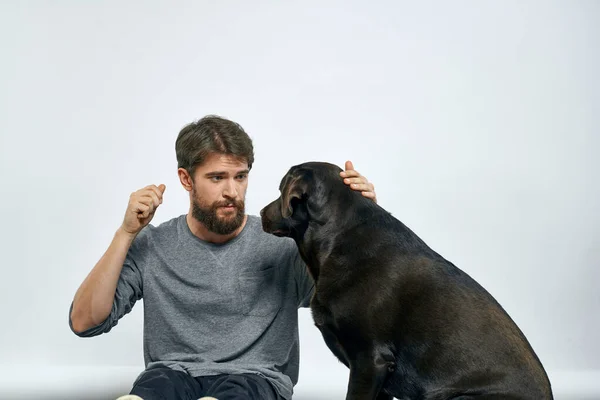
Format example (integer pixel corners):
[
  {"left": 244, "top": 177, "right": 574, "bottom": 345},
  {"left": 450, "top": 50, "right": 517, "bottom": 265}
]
[{"left": 69, "top": 233, "right": 145, "bottom": 337}]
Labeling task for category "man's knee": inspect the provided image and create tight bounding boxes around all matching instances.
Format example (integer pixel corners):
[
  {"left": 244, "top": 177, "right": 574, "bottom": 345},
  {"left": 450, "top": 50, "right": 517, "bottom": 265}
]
[
  {"left": 130, "top": 366, "right": 201, "bottom": 400},
  {"left": 203, "top": 374, "right": 280, "bottom": 400}
]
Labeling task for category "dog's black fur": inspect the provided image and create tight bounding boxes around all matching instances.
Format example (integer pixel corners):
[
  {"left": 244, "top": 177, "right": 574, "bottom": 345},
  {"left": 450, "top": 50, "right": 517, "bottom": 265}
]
[{"left": 260, "top": 162, "right": 553, "bottom": 400}]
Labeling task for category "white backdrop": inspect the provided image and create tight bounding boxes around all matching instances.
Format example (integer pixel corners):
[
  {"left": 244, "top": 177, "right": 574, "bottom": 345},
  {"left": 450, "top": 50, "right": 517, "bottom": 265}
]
[{"left": 1, "top": 1, "right": 598, "bottom": 399}]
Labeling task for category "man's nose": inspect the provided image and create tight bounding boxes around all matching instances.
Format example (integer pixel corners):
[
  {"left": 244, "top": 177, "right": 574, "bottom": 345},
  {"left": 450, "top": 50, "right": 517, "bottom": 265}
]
[{"left": 223, "top": 179, "right": 238, "bottom": 198}]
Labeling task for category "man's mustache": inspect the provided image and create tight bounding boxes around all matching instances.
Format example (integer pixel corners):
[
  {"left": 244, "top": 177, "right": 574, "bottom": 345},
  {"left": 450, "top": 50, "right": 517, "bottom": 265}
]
[{"left": 213, "top": 199, "right": 245, "bottom": 209}]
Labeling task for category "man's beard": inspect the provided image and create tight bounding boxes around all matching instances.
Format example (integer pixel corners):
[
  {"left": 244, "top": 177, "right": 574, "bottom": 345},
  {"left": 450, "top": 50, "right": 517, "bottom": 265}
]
[{"left": 191, "top": 189, "right": 245, "bottom": 235}]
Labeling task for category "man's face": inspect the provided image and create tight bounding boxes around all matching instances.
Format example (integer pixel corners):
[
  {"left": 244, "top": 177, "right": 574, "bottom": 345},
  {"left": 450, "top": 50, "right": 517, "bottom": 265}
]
[{"left": 189, "top": 153, "right": 249, "bottom": 235}]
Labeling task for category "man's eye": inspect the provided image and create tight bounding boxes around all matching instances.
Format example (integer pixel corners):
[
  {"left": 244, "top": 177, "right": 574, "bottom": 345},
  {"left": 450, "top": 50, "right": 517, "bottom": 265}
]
[
  {"left": 211, "top": 176, "right": 223, "bottom": 181},
  {"left": 236, "top": 174, "right": 247, "bottom": 180}
]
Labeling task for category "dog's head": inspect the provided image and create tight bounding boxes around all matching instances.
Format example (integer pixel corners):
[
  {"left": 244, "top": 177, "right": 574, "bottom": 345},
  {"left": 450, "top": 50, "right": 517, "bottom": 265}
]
[{"left": 260, "top": 162, "right": 343, "bottom": 239}]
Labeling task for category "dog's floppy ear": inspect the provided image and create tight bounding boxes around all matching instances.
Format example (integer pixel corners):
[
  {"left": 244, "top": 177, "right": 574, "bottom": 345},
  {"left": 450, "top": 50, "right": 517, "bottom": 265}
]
[{"left": 281, "top": 175, "right": 307, "bottom": 218}]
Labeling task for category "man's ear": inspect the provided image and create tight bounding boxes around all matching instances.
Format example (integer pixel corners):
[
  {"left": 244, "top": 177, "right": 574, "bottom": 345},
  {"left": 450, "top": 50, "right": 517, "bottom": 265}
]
[
  {"left": 281, "top": 177, "right": 307, "bottom": 218},
  {"left": 178, "top": 168, "right": 194, "bottom": 192}
]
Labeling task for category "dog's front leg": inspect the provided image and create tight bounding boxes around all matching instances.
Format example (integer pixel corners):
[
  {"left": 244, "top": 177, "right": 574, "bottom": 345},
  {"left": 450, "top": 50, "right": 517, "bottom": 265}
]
[
  {"left": 345, "top": 350, "right": 392, "bottom": 400},
  {"left": 317, "top": 323, "right": 350, "bottom": 368}
]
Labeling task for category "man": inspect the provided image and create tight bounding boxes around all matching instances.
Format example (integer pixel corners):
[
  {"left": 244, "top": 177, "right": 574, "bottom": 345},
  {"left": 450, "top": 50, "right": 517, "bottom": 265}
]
[{"left": 69, "top": 115, "right": 377, "bottom": 400}]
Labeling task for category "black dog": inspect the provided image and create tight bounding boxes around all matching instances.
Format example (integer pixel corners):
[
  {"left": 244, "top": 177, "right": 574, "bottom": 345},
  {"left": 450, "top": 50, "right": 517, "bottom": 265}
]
[{"left": 260, "top": 162, "right": 553, "bottom": 400}]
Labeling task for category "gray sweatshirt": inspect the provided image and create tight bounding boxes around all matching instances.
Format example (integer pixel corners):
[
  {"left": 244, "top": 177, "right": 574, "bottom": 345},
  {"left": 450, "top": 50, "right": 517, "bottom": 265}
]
[{"left": 69, "top": 214, "right": 315, "bottom": 400}]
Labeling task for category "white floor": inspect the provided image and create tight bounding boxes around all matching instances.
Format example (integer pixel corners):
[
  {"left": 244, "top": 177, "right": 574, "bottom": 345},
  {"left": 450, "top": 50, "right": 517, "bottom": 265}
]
[{"left": 0, "top": 366, "right": 598, "bottom": 400}]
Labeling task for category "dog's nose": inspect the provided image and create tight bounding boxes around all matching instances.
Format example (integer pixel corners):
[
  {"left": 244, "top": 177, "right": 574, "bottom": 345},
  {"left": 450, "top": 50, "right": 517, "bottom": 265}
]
[{"left": 259, "top": 208, "right": 264, "bottom": 217}]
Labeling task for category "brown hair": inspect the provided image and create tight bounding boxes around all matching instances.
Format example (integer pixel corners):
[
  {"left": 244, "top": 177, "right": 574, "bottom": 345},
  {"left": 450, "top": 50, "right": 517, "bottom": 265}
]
[{"left": 176, "top": 115, "right": 255, "bottom": 177}]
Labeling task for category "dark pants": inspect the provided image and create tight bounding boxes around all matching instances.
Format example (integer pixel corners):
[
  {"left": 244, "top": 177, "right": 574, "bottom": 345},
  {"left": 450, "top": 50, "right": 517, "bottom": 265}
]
[{"left": 130, "top": 365, "right": 283, "bottom": 400}]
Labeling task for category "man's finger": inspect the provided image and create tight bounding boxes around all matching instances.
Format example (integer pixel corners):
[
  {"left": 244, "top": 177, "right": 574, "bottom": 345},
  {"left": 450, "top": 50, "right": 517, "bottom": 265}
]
[
  {"left": 146, "top": 192, "right": 161, "bottom": 208},
  {"left": 362, "top": 192, "right": 377, "bottom": 203},
  {"left": 350, "top": 183, "right": 372, "bottom": 192},
  {"left": 135, "top": 203, "right": 150, "bottom": 215},
  {"left": 137, "top": 196, "right": 155, "bottom": 208},
  {"left": 139, "top": 206, "right": 153, "bottom": 219},
  {"left": 341, "top": 170, "right": 361, "bottom": 178},
  {"left": 344, "top": 177, "right": 366, "bottom": 185},
  {"left": 147, "top": 185, "right": 164, "bottom": 201},
  {"left": 150, "top": 184, "right": 166, "bottom": 200},
  {"left": 345, "top": 160, "right": 354, "bottom": 171}
]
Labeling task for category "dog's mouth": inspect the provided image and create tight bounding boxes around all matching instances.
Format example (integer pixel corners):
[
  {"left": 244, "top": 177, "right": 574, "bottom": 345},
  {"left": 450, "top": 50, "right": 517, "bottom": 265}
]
[
  {"left": 271, "top": 229, "right": 290, "bottom": 237},
  {"left": 260, "top": 217, "right": 290, "bottom": 237}
]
